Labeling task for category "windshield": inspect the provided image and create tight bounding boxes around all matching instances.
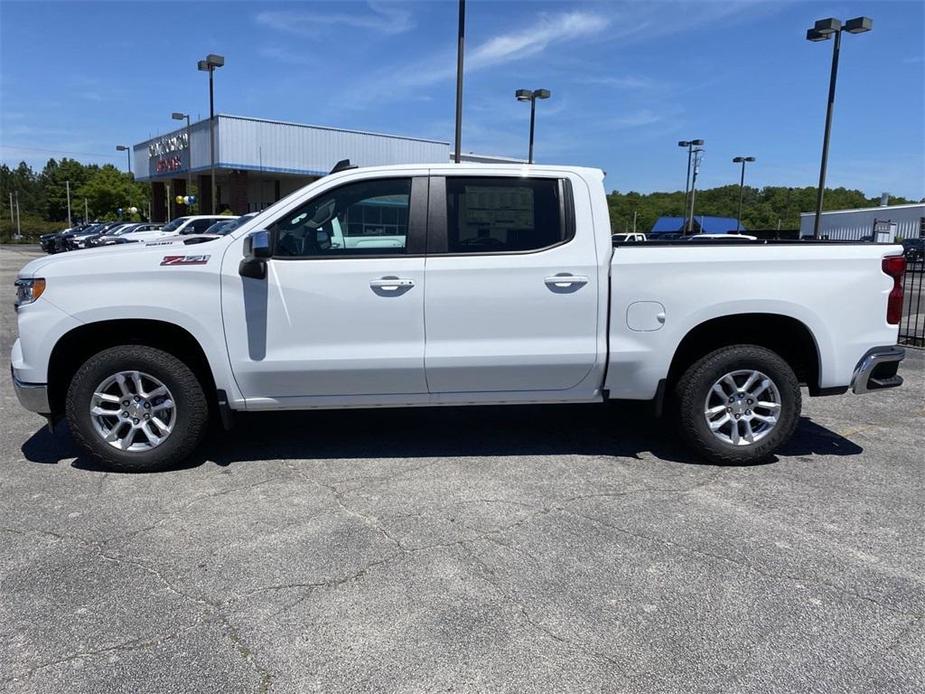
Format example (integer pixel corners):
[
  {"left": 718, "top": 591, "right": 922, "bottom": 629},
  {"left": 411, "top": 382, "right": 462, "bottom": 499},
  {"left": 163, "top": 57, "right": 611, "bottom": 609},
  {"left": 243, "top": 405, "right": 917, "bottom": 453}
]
[
  {"left": 88, "top": 223, "right": 118, "bottom": 234},
  {"left": 209, "top": 216, "right": 253, "bottom": 235},
  {"left": 161, "top": 217, "right": 190, "bottom": 232},
  {"left": 113, "top": 225, "right": 138, "bottom": 236},
  {"left": 204, "top": 221, "right": 232, "bottom": 235}
]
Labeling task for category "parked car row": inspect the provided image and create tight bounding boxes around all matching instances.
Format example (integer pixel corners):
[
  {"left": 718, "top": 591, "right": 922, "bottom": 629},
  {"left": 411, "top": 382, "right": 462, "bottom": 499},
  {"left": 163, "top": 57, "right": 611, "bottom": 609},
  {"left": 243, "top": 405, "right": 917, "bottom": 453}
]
[
  {"left": 40, "top": 222, "right": 154, "bottom": 253},
  {"left": 902, "top": 237, "right": 924, "bottom": 264},
  {"left": 37, "top": 214, "right": 257, "bottom": 254}
]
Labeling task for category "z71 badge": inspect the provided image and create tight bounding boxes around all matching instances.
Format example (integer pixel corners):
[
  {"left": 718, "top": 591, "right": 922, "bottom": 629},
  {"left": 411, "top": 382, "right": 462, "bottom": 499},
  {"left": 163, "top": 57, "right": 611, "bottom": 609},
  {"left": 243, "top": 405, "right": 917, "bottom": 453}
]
[{"left": 160, "top": 254, "right": 211, "bottom": 266}]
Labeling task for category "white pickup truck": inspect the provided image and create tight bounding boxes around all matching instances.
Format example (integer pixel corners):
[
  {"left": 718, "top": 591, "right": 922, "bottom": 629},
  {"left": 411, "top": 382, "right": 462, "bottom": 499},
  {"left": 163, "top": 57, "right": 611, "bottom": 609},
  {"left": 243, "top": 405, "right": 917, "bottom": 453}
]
[
  {"left": 12, "top": 164, "right": 907, "bottom": 472},
  {"left": 116, "top": 215, "right": 234, "bottom": 245}
]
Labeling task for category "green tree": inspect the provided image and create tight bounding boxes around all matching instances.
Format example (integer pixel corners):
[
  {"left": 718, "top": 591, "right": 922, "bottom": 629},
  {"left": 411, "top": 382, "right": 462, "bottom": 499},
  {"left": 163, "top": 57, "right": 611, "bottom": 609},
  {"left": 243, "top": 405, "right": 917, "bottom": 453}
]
[
  {"left": 41, "top": 158, "right": 96, "bottom": 221},
  {"left": 75, "top": 165, "right": 147, "bottom": 220},
  {"left": 607, "top": 184, "right": 920, "bottom": 234}
]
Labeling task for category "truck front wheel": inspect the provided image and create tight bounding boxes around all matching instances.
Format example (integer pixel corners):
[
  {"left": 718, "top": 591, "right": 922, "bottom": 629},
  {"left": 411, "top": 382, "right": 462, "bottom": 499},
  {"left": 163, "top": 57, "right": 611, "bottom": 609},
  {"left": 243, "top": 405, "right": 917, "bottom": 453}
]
[
  {"left": 65, "top": 346, "right": 209, "bottom": 472},
  {"left": 675, "top": 345, "right": 801, "bottom": 465}
]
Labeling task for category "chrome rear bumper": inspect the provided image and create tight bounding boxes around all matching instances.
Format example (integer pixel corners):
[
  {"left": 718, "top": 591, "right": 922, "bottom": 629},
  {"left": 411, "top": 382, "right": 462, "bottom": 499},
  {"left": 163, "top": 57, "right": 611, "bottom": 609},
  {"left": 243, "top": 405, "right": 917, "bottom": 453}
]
[{"left": 851, "top": 346, "right": 905, "bottom": 395}]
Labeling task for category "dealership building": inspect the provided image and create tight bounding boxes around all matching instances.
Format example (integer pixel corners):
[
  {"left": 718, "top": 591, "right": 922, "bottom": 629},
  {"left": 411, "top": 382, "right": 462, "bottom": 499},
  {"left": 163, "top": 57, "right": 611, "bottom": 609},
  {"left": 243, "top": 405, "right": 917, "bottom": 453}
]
[
  {"left": 799, "top": 202, "right": 925, "bottom": 241},
  {"left": 132, "top": 114, "right": 516, "bottom": 221}
]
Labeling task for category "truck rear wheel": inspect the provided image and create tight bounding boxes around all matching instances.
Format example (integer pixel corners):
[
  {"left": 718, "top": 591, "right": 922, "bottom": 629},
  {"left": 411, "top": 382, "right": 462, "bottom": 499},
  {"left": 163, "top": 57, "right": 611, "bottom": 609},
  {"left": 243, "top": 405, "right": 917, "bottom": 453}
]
[
  {"left": 65, "top": 346, "right": 209, "bottom": 472},
  {"left": 675, "top": 345, "right": 801, "bottom": 465}
]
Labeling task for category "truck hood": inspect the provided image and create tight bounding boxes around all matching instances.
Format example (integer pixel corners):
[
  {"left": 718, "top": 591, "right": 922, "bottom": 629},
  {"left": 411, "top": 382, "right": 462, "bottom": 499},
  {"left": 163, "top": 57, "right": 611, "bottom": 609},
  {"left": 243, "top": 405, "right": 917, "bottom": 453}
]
[
  {"left": 143, "top": 234, "right": 222, "bottom": 247},
  {"left": 17, "top": 239, "right": 224, "bottom": 279}
]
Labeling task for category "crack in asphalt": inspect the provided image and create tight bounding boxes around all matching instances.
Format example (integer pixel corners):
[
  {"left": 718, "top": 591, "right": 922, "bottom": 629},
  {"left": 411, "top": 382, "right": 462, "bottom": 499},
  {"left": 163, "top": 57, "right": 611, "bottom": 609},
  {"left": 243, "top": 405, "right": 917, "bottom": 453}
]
[
  {"left": 224, "top": 471, "right": 732, "bottom": 644},
  {"left": 562, "top": 508, "right": 925, "bottom": 622},
  {"left": 97, "top": 476, "right": 282, "bottom": 547},
  {"left": 1, "top": 524, "right": 276, "bottom": 692},
  {"left": 219, "top": 612, "right": 274, "bottom": 694},
  {"left": 3, "top": 434, "right": 921, "bottom": 690},
  {"left": 327, "top": 459, "right": 445, "bottom": 492},
  {"left": 1, "top": 611, "right": 212, "bottom": 685},
  {"left": 457, "top": 539, "right": 628, "bottom": 675}
]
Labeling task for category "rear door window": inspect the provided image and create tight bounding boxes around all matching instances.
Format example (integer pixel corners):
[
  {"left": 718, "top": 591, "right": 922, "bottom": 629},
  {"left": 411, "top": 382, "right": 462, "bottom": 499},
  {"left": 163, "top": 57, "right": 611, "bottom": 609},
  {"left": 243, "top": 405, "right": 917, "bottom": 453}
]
[{"left": 442, "top": 177, "right": 567, "bottom": 254}]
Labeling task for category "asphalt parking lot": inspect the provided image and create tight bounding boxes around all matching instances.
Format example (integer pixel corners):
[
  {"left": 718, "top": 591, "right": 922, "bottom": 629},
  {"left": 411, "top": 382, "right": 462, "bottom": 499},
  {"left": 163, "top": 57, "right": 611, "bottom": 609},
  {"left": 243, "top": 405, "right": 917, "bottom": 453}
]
[{"left": 1, "top": 244, "right": 922, "bottom": 694}]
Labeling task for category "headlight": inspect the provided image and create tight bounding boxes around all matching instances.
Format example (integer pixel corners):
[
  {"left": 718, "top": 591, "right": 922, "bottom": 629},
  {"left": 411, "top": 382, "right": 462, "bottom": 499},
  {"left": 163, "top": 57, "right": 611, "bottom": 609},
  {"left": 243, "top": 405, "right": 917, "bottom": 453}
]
[{"left": 14, "top": 278, "right": 46, "bottom": 309}]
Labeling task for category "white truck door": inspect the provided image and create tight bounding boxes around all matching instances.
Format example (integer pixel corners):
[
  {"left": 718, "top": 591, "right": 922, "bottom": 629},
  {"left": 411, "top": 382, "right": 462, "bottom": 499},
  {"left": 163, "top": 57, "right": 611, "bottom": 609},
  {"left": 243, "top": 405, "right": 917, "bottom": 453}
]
[
  {"left": 221, "top": 176, "right": 428, "bottom": 400},
  {"left": 423, "top": 173, "right": 600, "bottom": 393}
]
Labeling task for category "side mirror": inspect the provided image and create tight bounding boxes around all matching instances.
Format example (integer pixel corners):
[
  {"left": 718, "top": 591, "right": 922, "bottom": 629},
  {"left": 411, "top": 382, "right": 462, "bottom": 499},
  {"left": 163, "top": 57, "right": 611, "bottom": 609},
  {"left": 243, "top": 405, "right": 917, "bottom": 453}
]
[
  {"left": 245, "top": 229, "right": 272, "bottom": 258},
  {"left": 240, "top": 230, "right": 271, "bottom": 279}
]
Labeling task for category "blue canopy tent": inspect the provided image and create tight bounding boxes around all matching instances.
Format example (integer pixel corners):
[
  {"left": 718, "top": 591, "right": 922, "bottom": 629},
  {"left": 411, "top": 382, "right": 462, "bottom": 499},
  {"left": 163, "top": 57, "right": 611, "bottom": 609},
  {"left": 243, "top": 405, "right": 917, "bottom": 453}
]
[{"left": 650, "top": 216, "right": 745, "bottom": 235}]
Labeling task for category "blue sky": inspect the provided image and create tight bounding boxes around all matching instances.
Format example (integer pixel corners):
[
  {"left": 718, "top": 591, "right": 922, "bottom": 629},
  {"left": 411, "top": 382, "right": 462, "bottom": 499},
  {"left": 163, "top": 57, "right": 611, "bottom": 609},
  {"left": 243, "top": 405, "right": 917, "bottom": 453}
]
[{"left": 1, "top": 0, "right": 923, "bottom": 199}]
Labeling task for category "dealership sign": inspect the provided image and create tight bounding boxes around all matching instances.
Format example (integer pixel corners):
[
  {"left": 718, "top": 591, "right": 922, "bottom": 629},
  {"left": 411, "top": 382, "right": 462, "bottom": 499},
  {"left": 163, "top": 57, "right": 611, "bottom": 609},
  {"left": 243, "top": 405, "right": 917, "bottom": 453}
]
[
  {"left": 148, "top": 132, "right": 189, "bottom": 158},
  {"left": 148, "top": 132, "right": 191, "bottom": 176}
]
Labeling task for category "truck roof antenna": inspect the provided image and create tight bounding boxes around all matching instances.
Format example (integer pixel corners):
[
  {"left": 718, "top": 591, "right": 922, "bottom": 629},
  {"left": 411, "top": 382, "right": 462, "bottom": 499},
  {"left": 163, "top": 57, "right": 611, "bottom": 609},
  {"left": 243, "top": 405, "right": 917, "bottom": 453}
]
[{"left": 330, "top": 159, "right": 358, "bottom": 174}]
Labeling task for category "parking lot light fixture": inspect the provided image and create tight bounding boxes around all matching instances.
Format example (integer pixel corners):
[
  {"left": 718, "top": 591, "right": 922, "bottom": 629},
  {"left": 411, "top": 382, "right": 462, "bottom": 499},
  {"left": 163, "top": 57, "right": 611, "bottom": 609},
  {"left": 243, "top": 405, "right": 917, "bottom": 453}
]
[
  {"left": 115, "top": 145, "right": 131, "bottom": 174},
  {"left": 515, "top": 88, "right": 551, "bottom": 164},
  {"left": 806, "top": 16, "right": 873, "bottom": 238},
  {"left": 814, "top": 17, "right": 842, "bottom": 35},
  {"left": 198, "top": 54, "right": 225, "bottom": 214},
  {"left": 806, "top": 28, "right": 828, "bottom": 42},
  {"left": 845, "top": 17, "right": 873, "bottom": 34},
  {"left": 732, "top": 156, "right": 756, "bottom": 232}
]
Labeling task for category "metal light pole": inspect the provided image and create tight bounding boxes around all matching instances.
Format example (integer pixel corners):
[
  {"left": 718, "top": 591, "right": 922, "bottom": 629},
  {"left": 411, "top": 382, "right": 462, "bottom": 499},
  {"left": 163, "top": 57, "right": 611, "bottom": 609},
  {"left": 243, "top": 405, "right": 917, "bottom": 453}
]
[
  {"left": 806, "top": 16, "right": 872, "bottom": 238},
  {"left": 65, "top": 180, "right": 72, "bottom": 228},
  {"left": 14, "top": 191, "right": 21, "bottom": 238},
  {"left": 172, "top": 112, "right": 193, "bottom": 209},
  {"left": 687, "top": 147, "right": 704, "bottom": 234},
  {"left": 515, "top": 89, "right": 551, "bottom": 164},
  {"left": 116, "top": 145, "right": 131, "bottom": 174},
  {"left": 198, "top": 54, "right": 224, "bottom": 213},
  {"left": 678, "top": 139, "right": 703, "bottom": 232},
  {"left": 732, "top": 156, "right": 756, "bottom": 232},
  {"left": 453, "top": 0, "right": 466, "bottom": 163}
]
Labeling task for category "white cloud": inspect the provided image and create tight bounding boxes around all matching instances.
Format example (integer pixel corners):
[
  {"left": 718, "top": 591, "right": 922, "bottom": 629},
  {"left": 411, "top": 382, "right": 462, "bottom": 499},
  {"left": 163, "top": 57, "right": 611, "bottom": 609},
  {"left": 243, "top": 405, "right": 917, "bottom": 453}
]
[
  {"left": 255, "top": 1, "right": 414, "bottom": 37},
  {"left": 389, "top": 10, "right": 610, "bottom": 90},
  {"left": 611, "top": 110, "right": 665, "bottom": 129},
  {"left": 575, "top": 75, "right": 660, "bottom": 90},
  {"left": 258, "top": 46, "right": 314, "bottom": 66},
  {"left": 468, "top": 11, "right": 609, "bottom": 70}
]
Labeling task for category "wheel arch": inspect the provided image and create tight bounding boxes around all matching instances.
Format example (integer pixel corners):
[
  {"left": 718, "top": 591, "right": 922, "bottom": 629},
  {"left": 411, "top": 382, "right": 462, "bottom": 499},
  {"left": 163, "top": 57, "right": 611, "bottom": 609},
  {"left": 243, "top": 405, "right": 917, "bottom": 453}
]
[
  {"left": 47, "top": 319, "right": 218, "bottom": 418},
  {"left": 666, "top": 313, "right": 822, "bottom": 394}
]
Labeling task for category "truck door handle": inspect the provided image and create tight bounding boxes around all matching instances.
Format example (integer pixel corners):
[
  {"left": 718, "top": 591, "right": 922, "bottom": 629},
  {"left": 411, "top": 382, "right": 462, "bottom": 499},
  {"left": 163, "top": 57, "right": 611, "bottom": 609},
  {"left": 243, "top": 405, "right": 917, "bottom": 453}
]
[
  {"left": 370, "top": 277, "right": 415, "bottom": 291},
  {"left": 544, "top": 274, "right": 589, "bottom": 288}
]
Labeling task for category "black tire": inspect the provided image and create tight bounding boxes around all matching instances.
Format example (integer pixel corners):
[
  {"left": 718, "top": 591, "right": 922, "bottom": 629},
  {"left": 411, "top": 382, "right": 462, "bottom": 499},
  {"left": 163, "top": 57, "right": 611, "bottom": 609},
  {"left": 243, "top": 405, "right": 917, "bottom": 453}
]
[
  {"left": 66, "top": 346, "right": 209, "bottom": 472},
  {"left": 674, "top": 344, "right": 801, "bottom": 465}
]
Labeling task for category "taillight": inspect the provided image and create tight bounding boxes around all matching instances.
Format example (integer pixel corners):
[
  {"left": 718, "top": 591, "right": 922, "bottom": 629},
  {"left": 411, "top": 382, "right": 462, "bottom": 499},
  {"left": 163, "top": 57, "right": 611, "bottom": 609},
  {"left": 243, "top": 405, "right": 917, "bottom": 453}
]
[{"left": 882, "top": 255, "right": 906, "bottom": 325}]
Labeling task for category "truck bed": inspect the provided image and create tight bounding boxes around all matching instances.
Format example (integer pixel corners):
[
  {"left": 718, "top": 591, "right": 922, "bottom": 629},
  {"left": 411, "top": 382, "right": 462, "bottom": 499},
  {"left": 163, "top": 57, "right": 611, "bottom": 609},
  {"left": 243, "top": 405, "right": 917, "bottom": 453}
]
[{"left": 605, "top": 241, "right": 903, "bottom": 400}]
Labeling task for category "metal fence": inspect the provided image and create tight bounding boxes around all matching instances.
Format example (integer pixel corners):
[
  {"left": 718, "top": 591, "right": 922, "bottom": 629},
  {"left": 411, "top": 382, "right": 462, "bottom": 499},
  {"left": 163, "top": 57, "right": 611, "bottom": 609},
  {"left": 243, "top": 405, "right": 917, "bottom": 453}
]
[{"left": 900, "top": 259, "right": 924, "bottom": 347}]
